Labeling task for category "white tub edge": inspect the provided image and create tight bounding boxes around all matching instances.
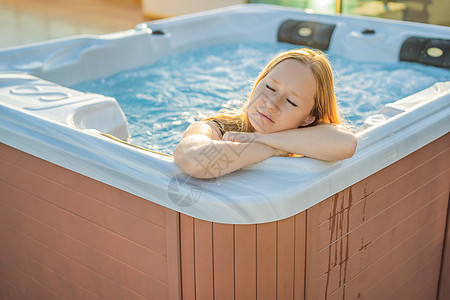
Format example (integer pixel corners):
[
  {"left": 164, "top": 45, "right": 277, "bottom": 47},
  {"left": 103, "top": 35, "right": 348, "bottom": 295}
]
[{"left": 1, "top": 82, "right": 448, "bottom": 224}]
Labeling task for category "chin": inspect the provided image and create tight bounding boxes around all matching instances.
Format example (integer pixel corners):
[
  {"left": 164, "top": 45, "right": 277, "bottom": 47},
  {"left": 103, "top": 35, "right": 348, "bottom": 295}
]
[
  {"left": 252, "top": 124, "right": 274, "bottom": 134},
  {"left": 249, "top": 120, "right": 266, "bottom": 133}
]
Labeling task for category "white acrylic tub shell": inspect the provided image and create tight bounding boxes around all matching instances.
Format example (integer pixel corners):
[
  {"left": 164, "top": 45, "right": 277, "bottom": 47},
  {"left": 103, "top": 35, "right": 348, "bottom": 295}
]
[{"left": 0, "top": 4, "right": 449, "bottom": 224}]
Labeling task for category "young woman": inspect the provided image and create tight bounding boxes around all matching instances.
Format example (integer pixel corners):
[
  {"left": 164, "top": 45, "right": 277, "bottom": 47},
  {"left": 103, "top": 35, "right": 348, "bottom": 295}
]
[{"left": 173, "top": 48, "right": 357, "bottom": 179}]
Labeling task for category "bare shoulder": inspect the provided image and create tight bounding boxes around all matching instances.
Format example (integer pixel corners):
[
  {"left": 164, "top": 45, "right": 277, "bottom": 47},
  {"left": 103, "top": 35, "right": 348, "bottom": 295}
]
[
  {"left": 174, "top": 121, "right": 223, "bottom": 174},
  {"left": 181, "top": 121, "right": 223, "bottom": 141}
]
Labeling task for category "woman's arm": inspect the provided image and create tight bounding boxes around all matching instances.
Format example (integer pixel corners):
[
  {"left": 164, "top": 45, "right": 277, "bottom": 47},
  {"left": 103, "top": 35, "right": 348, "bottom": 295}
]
[
  {"left": 223, "top": 124, "right": 357, "bottom": 161},
  {"left": 173, "top": 122, "right": 278, "bottom": 178}
]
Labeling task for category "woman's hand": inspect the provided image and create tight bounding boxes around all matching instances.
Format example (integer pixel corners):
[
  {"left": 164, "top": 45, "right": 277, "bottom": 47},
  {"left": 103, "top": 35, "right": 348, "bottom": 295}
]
[
  {"left": 222, "top": 132, "right": 290, "bottom": 157},
  {"left": 224, "top": 124, "right": 357, "bottom": 161},
  {"left": 222, "top": 131, "right": 259, "bottom": 143},
  {"left": 173, "top": 123, "right": 280, "bottom": 178},
  {"left": 240, "top": 124, "right": 357, "bottom": 161}
]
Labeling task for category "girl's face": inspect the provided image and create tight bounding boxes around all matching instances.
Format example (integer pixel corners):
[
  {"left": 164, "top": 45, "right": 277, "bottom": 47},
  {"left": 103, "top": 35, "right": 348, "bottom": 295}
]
[{"left": 247, "top": 59, "right": 316, "bottom": 133}]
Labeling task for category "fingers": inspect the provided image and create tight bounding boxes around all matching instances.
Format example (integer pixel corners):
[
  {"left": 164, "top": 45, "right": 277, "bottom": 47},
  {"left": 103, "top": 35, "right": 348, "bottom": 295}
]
[
  {"left": 222, "top": 132, "right": 245, "bottom": 142},
  {"left": 222, "top": 131, "right": 235, "bottom": 142},
  {"left": 222, "top": 132, "right": 258, "bottom": 143}
]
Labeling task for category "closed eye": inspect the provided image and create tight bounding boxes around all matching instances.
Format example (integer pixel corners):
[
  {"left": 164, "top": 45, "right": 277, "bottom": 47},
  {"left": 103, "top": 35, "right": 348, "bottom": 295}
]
[
  {"left": 265, "top": 84, "right": 276, "bottom": 92},
  {"left": 286, "top": 99, "right": 298, "bottom": 107}
]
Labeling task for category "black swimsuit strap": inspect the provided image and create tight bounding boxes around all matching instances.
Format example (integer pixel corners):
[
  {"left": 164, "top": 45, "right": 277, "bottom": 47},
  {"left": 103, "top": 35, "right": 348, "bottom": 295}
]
[{"left": 210, "top": 119, "right": 225, "bottom": 136}]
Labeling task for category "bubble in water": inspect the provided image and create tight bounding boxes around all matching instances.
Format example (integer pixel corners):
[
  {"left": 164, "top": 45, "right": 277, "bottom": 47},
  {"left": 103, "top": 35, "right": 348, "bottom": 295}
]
[{"left": 73, "top": 42, "right": 450, "bottom": 155}]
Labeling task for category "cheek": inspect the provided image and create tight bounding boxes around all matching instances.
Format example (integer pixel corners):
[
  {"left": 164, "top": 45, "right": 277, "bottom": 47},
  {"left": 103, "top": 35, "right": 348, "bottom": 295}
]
[
  {"left": 249, "top": 90, "right": 269, "bottom": 112},
  {"left": 250, "top": 87, "right": 264, "bottom": 102},
  {"left": 247, "top": 92, "right": 259, "bottom": 109},
  {"left": 283, "top": 110, "right": 309, "bottom": 128}
]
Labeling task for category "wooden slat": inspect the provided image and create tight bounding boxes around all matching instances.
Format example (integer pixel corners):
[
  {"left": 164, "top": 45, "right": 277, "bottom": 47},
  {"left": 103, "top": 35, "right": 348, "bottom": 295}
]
[
  {"left": 0, "top": 238, "right": 101, "bottom": 300},
  {"left": 0, "top": 277, "right": 34, "bottom": 300},
  {"left": 387, "top": 249, "right": 442, "bottom": 300},
  {"left": 194, "top": 219, "right": 214, "bottom": 300},
  {"left": 213, "top": 223, "right": 235, "bottom": 300},
  {"left": 361, "top": 229, "right": 444, "bottom": 299},
  {"left": 0, "top": 158, "right": 167, "bottom": 256},
  {"left": 438, "top": 193, "right": 450, "bottom": 300},
  {"left": 0, "top": 259, "right": 64, "bottom": 300},
  {"left": 314, "top": 186, "right": 448, "bottom": 299},
  {"left": 1, "top": 143, "right": 172, "bottom": 298},
  {"left": 235, "top": 224, "right": 257, "bottom": 300},
  {"left": 294, "top": 211, "right": 306, "bottom": 300},
  {"left": 316, "top": 135, "right": 449, "bottom": 224},
  {"left": 256, "top": 222, "right": 277, "bottom": 300},
  {"left": 305, "top": 193, "right": 339, "bottom": 300},
  {"left": 0, "top": 219, "right": 145, "bottom": 299},
  {"left": 409, "top": 267, "right": 441, "bottom": 300},
  {"left": 0, "top": 189, "right": 169, "bottom": 299},
  {"left": 1, "top": 126, "right": 447, "bottom": 300},
  {"left": 0, "top": 180, "right": 168, "bottom": 282},
  {"left": 336, "top": 188, "right": 446, "bottom": 297},
  {"left": 315, "top": 173, "right": 448, "bottom": 286},
  {"left": 0, "top": 143, "right": 166, "bottom": 227},
  {"left": 306, "top": 136, "right": 450, "bottom": 299},
  {"left": 315, "top": 149, "right": 449, "bottom": 250},
  {"left": 180, "top": 214, "right": 196, "bottom": 300},
  {"left": 318, "top": 190, "right": 351, "bottom": 300},
  {"left": 165, "top": 209, "right": 181, "bottom": 300},
  {"left": 326, "top": 210, "right": 447, "bottom": 300},
  {"left": 277, "top": 217, "right": 295, "bottom": 300},
  {"left": 347, "top": 134, "right": 450, "bottom": 213}
]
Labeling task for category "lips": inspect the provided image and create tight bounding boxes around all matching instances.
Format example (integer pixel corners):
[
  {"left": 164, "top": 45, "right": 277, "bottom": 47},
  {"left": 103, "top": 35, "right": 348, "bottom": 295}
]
[{"left": 258, "top": 111, "right": 274, "bottom": 123}]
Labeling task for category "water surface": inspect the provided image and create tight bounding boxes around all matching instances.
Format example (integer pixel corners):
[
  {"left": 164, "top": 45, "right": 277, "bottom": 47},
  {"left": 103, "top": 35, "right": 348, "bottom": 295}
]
[{"left": 73, "top": 42, "right": 450, "bottom": 154}]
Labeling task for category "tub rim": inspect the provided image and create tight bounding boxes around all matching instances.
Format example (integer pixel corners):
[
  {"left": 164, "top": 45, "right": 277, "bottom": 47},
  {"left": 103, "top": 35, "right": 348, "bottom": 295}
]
[
  {"left": 1, "top": 76, "right": 449, "bottom": 224},
  {"left": 0, "top": 4, "right": 449, "bottom": 224}
]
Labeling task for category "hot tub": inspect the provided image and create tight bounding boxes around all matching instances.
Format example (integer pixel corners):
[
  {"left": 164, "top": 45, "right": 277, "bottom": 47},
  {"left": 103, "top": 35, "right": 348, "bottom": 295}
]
[{"left": 1, "top": 4, "right": 449, "bottom": 300}]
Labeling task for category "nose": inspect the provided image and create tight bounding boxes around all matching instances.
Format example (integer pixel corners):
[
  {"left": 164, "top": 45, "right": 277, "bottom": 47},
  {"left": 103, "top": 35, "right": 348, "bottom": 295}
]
[{"left": 265, "top": 94, "right": 281, "bottom": 112}]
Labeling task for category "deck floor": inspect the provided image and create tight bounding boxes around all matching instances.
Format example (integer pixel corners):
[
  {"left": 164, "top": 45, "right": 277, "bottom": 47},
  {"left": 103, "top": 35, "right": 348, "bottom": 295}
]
[
  {"left": 0, "top": 0, "right": 150, "bottom": 49},
  {"left": 1, "top": 0, "right": 447, "bottom": 50}
]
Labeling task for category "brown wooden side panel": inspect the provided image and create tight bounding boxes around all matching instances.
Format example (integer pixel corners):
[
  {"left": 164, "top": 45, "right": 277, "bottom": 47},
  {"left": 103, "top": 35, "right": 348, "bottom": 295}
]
[
  {"left": 294, "top": 212, "right": 307, "bottom": 300},
  {"left": 179, "top": 212, "right": 307, "bottom": 299},
  {"left": 213, "top": 223, "right": 235, "bottom": 300},
  {"left": 315, "top": 133, "right": 450, "bottom": 227},
  {"left": 235, "top": 224, "right": 257, "bottom": 300},
  {"left": 311, "top": 173, "right": 448, "bottom": 296},
  {"left": 0, "top": 258, "right": 63, "bottom": 300},
  {"left": 306, "top": 134, "right": 450, "bottom": 300},
  {"left": 194, "top": 219, "right": 214, "bottom": 300},
  {"left": 0, "top": 143, "right": 166, "bottom": 227},
  {"left": 256, "top": 222, "right": 277, "bottom": 299},
  {"left": 383, "top": 233, "right": 444, "bottom": 300},
  {"left": 165, "top": 209, "right": 182, "bottom": 300},
  {"left": 0, "top": 144, "right": 179, "bottom": 299},
  {"left": 277, "top": 217, "right": 295, "bottom": 300},
  {"left": 180, "top": 214, "right": 196, "bottom": 300},
  {"left": 0, "top": 159, "right": 167, "bottom": 265},
  {"left": 438, "top": 192, "right": 450, "bottom": 300},
  {"left": 330, "top": 206, "right": 447, "bottom": 300},
  {"left": 0, "top": 276, "right": 34, "bottom": 300},
  {"left": 0, "top": 236, "right": 99, "bottom": 300}
]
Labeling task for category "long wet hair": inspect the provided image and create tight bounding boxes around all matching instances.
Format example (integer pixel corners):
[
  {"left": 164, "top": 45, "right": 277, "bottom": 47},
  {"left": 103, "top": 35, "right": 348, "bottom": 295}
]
[{"left": 205, "top": 48, "right": 341, "bottom": 132}]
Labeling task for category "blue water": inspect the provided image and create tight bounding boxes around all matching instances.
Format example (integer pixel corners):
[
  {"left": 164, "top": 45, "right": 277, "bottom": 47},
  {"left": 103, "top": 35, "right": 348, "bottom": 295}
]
[{"left": 72, "top": 42, "right": 450, "bottom": 155}]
